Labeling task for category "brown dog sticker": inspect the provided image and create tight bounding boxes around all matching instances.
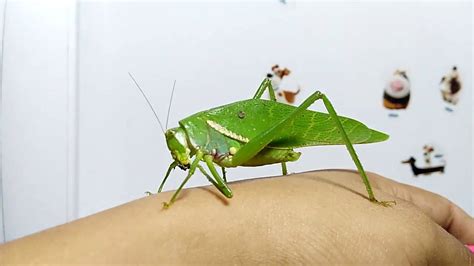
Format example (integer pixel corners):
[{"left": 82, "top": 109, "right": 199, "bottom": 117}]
[
  {"left": 440, "top": 66, "right": 462, "bottom": 109},
  {"left": 266, "top": 64, "right": 301, "bottom": 104}
]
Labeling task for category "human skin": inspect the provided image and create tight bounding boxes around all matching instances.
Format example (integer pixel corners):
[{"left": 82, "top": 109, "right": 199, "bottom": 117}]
[{"left": 0, "top": 170, "right": 472, "bottom": 264}]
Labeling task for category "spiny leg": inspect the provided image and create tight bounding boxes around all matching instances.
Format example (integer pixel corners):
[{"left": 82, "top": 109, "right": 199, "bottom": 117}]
[
  {"left": 204, "top": 155, "right": 233, "bottom": 198},
  {"left": 318, "top": 93, "right": 395, "bottom": 206},
  {"left": 146, "top": 161, "right": 178, "bottom": 195},
  {"left": 221, "top": 167, "right": 227, "bottom": 182},
  {"left": 163, "top": 151, "right": 204, "bottom": 209},
  {"left": 199, "top": 164, "right": 233, "bottom": 199}
]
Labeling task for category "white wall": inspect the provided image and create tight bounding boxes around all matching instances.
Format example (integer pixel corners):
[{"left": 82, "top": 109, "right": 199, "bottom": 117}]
[
  {"left": 1, "top": 0, "right": 76, "bottom": 241},
  {"left": 0, "top": 0, "right": 6, "bottom": 243},
  {"left": 1, "top": 1, "right": 472, "bottom": 241},
  {"left": 78, "top": 1, "right": 472, "bottom": 217}
]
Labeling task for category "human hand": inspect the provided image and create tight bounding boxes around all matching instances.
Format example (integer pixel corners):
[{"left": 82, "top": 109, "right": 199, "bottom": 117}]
[{"left": 0, "top": 170, "right": 472, "bottom": 264}]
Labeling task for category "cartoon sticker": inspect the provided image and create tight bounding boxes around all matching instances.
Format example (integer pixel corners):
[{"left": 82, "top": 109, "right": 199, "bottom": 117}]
[
  {"left": 383, "top": 69, "right": 411, "bottom": 117},
  {"left": 402, "top": 144, "right": 446, "bottom": 177},
  {"left": 440, "top": 66, "right": 462, "bottom": 111},
  {"left": 266, "top": 64, "right": 301, "bottom": 104}
]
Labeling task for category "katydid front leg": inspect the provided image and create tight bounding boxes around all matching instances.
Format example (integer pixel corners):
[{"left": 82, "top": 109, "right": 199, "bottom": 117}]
[
  {"left": 163, "top": 151, "right": 204, "bottom": 209},
  {"left": 232, "top": 91, "right": 395, "bottom": 206},
  {"left": 146, "top": 161, "right": 178, "bottom": 195}
]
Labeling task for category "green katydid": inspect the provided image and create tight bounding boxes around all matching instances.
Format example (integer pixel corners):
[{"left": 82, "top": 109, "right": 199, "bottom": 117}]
[{"left": 129, "top": 74, "right": 395, "bottom": 208}]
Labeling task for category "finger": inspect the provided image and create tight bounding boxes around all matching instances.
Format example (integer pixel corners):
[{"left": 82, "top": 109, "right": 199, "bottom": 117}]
[{"left": 367, "top": 172, "right": 474, "bottom": 244}]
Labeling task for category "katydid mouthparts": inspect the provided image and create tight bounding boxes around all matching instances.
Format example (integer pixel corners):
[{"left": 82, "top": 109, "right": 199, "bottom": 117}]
[{"left": 129, "top": 74, "right": 396, "bottom": 208}]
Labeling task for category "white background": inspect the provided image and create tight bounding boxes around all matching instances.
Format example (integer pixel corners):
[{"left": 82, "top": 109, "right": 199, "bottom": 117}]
[
  {"left": 0, "top": 0, "right": 5, "bottom": 243},
  {"left": 1, "top": 0, "right": 472, "bottom": 242}
]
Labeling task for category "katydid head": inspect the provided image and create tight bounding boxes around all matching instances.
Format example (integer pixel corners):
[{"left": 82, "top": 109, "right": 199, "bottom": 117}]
[
  {"left": 165, "top": 127, "right": 191, "bottom": 169},
  {"left": 128, "top": 73, "right": 186, "bottom": 167}
]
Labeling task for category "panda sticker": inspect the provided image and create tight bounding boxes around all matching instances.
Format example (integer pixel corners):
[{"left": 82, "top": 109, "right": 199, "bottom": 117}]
[
  {"left": 383, "top": 70, "right": 411, "bottom": 114},
  {"left": 440, "top": 66, "right": 462, "bottom": 111}
]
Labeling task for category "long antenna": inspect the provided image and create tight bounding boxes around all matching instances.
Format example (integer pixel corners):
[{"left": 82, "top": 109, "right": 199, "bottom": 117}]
[
  {"left": 165, "top": 80, "right": 176, "bottom": 130},
  {"left": 128, "top": 72, "right": 165, "bottom": 134}
]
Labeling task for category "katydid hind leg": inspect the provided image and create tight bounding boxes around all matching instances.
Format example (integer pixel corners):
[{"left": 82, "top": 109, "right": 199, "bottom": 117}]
[
  {"left": 319, "top": 94, "right": 396, "bottom": 206},
  {"left": 232, "top": 91, "right": 329, "bottom": 166},
  {"left": 163, "top": 151, "right": 203, "bottom": 209},
  {"left": 234, "top": 92, "right": 361, "bottom": 190},
  {"left": 234, "top": 90, "right": 394, "bottom": 206}
]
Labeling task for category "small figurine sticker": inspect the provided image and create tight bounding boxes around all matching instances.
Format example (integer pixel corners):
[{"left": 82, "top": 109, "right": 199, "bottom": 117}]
[
  {"left": 440, "top": 66, "right": 462, "bottom": 111},
  {"left": 402, "top": 144, "right": 446, "bottom": 177},
  {"left": 383, "top": 70, "right": 411, "bottom": 117},
  {"left": 266, "top": 64, "right": 301, "bottom": 104},
  {"left": 422, "top": 145, "right": 435, "bottom": 166}
]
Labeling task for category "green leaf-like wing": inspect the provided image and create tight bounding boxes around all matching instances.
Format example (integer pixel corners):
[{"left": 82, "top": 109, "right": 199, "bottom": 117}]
[
  {"left": 182, "top": 99, "right": 388, "bottom": 149},
  {"left": 360, "top": 129, "right": 389, "bottom": 144}
]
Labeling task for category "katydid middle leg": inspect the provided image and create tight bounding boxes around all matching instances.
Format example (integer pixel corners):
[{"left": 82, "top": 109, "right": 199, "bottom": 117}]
[
  {"left": 281, "top": 162, "right": 288, "bottom": 175},
  {"left": 163, "top": 151, "right": 204, "bottom": 208},
  {"left": 197, "top": 164, "right": 218, "bottom": 186},
  {"left": 197, "top": 164, "right": 222, "bottom": 189},
  {"left": 253, "top": 78, "right": 276, "bottom": 101},
  {"left": 221, "top": 167, "right": 227, "bottom": 182},
  {"left": 204, "top": 155, "right": 233, "bottom": 198},
  {"left": 198, "top": 164, "right": 233, "bottom": 199},
  {"left": 232, "top": 91, "right": 395, "bottom": 206},
  {"left": 252, "top": 78, "right": 288, "bottom": 175}
]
